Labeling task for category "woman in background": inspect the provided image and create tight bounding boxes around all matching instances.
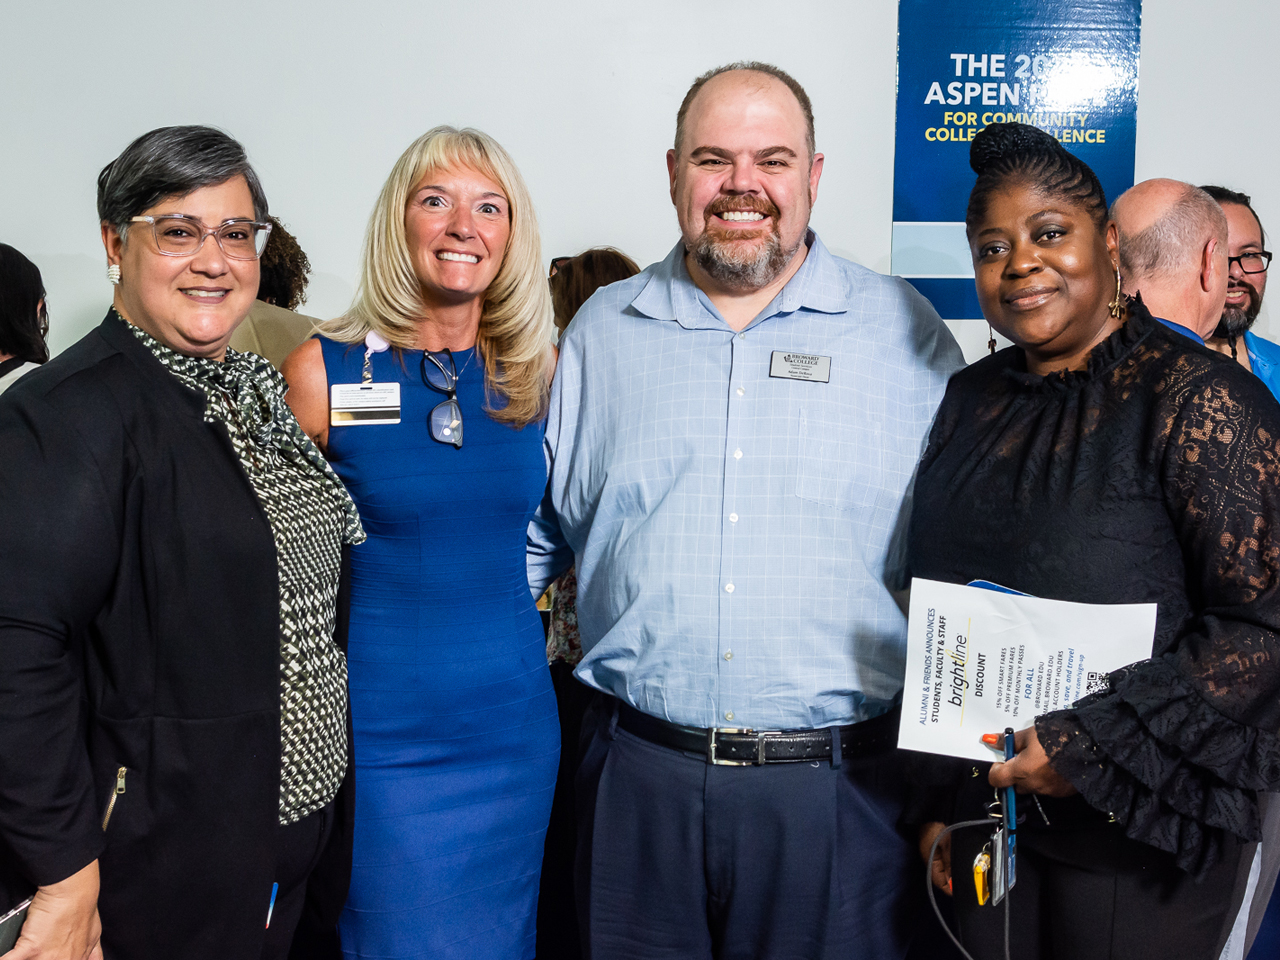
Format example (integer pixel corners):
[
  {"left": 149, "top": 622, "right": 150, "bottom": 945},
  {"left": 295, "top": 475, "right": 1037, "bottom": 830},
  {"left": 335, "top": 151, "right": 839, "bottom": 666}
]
[
  {"left": 542, "top": 246, "right": 640, "bottom": 666},
  {"left": 284, "top": 126, "right": 559, "bottom": 960},
  {"left": 0, "top": 243, "right": 50, "bottom": 393},
  {"left": 910, "top": 122, "right": 1280, "bottom": 959},
  {"left": 230, "top": 216, "right": 320, "bottom": 369},
  {"left": 548, "top": 247, "right": 639, "bottom": 337},
  {"left": 537, "top": 245, "right": 639, "bottom": 960}
]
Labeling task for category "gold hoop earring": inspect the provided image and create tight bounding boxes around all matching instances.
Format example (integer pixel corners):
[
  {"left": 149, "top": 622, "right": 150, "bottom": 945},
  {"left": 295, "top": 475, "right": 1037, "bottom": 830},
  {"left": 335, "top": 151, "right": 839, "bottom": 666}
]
[
  {"left": 987, "top": 325, "right": 997, "bottom": 356},
  {"left": 1108, "top": 268, "right": 1123, "bottom": 319}
]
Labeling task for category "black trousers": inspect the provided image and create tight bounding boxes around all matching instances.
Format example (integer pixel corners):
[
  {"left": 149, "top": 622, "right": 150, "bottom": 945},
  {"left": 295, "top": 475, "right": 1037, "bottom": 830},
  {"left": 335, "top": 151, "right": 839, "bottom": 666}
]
[
  {"left": 950, "top": 816, "right": 1243, "bottom": 960},
  {"left": 537, "top": 661, "right": 596, "bottom": 960},
  {"left": 574, "top": 696, "right": 918, "bottom": 960},
  {"left": 260, "top": 800, "right": 336, "bottom": 960}
]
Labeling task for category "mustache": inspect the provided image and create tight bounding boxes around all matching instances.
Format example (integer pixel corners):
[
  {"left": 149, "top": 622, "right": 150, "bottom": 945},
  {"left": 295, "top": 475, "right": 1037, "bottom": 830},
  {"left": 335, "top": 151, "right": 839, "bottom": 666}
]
[
  {"left": 1216, "top": 278, "right": 1263, "bottom": 339},
  {"left": 704, "top": 195, "right": 780, "bottom": 221}
]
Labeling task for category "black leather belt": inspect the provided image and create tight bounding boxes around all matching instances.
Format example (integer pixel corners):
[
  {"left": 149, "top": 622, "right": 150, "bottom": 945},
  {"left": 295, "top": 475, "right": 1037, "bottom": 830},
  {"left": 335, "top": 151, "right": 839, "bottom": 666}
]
[{"left": 616, "top": 702, "right": 900, "bottom": 765}]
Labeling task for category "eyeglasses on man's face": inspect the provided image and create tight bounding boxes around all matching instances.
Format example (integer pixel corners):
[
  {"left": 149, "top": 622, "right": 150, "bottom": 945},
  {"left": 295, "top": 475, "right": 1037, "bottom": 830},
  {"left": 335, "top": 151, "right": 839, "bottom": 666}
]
[
  {"left": 129, "top": 215, "right": 272, "bottom": 260},
  {"left": 421, "top": 349, "right": 464, "bottom": 448},
  {"left": 1227, "top": 250, "right": 1272, "bottom": 275}
]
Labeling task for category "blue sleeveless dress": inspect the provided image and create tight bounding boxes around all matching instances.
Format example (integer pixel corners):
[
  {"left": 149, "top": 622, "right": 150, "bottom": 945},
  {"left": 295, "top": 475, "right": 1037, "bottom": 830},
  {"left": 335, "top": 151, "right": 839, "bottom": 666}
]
[{"left": 319, "top": 337, "right": 559, "bottom": 960}]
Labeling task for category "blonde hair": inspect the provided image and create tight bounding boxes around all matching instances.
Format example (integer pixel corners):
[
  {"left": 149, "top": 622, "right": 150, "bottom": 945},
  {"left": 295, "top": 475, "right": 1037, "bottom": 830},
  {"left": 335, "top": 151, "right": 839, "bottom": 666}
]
[{"left": 321, "top": 126, "right": 554, "bottom": 426}]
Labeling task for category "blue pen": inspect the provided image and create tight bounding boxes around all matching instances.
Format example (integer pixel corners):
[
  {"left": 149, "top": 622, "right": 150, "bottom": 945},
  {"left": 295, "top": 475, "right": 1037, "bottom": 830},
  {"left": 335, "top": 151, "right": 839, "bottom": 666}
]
[
  {"left": 1003, "top": 727, "right": 1017, "bottom": 888},
  {"left": 266, "top": 882, "right": 279, "bottom": 929}
]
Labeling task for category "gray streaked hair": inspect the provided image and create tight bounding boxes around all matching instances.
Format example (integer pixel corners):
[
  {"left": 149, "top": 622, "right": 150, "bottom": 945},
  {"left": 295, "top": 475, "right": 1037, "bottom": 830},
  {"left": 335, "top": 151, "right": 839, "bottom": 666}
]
[
  {"left": 97, "top": 125, "right": 268, "bottom": 240},
  {"left": 1114, "top": 183, "right": 1227, "bottom": 284}
]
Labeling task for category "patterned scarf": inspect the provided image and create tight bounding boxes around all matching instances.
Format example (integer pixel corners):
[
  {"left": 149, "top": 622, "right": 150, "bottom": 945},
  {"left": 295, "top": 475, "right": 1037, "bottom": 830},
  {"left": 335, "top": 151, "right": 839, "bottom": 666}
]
[{"left": 121, "top": 310, "right": 365, "bottom": 545}]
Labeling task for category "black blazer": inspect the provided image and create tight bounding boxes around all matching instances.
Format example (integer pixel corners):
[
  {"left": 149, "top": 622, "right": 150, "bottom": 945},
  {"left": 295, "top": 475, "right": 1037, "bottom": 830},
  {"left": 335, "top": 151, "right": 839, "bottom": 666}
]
[{"left": 0, "top": 312, "right": 351, "bottom": 958}]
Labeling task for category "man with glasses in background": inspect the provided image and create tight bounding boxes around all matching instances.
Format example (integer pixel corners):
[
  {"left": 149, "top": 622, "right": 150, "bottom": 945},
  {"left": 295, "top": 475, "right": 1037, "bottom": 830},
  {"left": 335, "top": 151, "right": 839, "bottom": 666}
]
[
  {"left": 1200, "top": 186, "right": 1277, "bottom": 399},
  {"left": 1199, "top": 186, "right": 1280, "bottom": 960},
  {"left": 528, "top": 61, "right": 963, "bottom": 959}
]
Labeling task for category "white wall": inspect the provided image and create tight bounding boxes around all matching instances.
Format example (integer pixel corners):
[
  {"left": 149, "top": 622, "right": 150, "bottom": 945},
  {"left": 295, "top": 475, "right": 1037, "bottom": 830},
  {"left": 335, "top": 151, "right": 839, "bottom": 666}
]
[{"left": 2, "top": 0, "right": 1275, "bottom": 362}]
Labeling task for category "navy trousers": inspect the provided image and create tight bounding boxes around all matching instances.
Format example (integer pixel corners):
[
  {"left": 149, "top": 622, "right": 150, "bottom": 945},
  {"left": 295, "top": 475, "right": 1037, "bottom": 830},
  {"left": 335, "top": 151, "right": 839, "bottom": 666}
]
[{"left": 574, "top": 697, "right": 917, "bottom": 960}]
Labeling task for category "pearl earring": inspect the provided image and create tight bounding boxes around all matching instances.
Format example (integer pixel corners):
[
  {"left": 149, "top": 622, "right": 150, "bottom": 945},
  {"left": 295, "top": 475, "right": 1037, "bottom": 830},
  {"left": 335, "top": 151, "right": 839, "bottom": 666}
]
[{"left": 107, "top": 264, "right": 121, "bottom": 285}]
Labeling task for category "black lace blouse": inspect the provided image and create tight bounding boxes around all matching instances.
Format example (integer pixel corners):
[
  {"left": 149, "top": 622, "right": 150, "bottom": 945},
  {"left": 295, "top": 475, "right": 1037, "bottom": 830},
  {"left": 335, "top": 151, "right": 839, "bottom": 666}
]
[{"left": 908, "top": 300, "right": 1280, "bottom": 875}]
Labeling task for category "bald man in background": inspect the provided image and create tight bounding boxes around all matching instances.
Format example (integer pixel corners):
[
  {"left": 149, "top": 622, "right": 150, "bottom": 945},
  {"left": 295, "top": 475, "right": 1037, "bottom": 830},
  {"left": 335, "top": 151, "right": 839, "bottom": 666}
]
[
  {"left": 1113, "top": 180, "right": 1280, "bottom": 960},
  {"left": 1110, "top": 178, "right": 1229, "bottom": 343}
]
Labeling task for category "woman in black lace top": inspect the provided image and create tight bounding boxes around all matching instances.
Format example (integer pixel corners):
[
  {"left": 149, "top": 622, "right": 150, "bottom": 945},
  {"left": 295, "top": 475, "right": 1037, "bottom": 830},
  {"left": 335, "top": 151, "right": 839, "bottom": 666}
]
[{"left": 909, "top": 123, "right": 1280, "bottom": 959}]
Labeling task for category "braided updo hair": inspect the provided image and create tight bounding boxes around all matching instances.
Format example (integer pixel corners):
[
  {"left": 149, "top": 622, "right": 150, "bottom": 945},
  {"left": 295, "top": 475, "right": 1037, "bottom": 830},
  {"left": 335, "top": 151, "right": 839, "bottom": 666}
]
[{"left": 965, "top": 123, "right": 1108, "bottom": 238}]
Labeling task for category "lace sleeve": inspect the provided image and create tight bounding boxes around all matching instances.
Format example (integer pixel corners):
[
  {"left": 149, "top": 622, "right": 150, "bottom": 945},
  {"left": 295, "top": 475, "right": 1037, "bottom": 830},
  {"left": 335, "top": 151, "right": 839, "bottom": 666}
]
[{"left": 1037, "top": 367, "right": 1280, "bottom": 875}]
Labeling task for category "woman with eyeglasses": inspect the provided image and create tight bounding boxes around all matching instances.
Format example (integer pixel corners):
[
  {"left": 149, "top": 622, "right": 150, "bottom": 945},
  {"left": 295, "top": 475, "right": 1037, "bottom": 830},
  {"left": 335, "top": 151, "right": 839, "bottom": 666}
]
[
  {"left": 283, "top": 126, "right": 558, "bottom": 960},
  {"left": 0, "top": 125, "right": 364, "bottom": 960}
]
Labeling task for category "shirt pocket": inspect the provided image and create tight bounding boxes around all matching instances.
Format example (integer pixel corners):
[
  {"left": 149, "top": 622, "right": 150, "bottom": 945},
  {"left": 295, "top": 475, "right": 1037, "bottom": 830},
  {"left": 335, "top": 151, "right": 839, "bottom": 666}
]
[{"left": 795, "top": 408, "right": 890, "bottom": 515}]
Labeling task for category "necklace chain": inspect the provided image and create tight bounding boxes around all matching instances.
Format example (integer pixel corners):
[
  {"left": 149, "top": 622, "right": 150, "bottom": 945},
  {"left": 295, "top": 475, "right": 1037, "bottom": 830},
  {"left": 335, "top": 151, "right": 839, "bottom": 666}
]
[{"left": 425, "top": 346, "right": 476, "bottom": 381}]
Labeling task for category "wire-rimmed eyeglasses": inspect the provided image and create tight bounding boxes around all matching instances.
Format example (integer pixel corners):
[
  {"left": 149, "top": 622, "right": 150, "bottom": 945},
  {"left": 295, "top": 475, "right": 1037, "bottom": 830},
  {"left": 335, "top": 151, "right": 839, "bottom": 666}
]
[
  {"left": 421, "top": 350, "right": 464, "bottom": 448},
  {"left": 129, "top": 215, "right": 272, "bottom": 260},
  {"left": 1228, "top": 250, "right": 1272, "bottom": 275}
]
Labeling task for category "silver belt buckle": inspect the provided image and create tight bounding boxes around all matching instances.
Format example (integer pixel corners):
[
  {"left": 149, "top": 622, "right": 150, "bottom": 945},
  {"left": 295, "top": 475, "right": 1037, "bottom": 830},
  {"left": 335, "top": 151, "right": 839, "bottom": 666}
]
[
  {"left": 707, "top": 727, "right": 784, "bottom": 765},
  {"left": 707, "top": 727, "right": 754, "bottom": 765}
]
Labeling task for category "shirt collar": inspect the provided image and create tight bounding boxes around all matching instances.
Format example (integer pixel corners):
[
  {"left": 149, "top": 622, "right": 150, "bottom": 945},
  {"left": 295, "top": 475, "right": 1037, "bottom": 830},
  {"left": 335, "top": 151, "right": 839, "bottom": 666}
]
[
  {"left": 1154, "top": 316, "right": 1205, "bottom": 346},
  {"left": 1244, "top": 330, "right": 1275, "bottom": 371},
  {"left": 630, "top": 229, "right": 850, "bottom": 331}
]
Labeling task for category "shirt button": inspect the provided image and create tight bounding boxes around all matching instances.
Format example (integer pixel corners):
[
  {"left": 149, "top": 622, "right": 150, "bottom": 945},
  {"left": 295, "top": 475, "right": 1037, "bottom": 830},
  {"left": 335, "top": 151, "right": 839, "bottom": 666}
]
[
  {"left": 724, "top": 583, "right": 735, "bottom": 593},
  {"left": 737, "top": 332, "right": 746, "bottom": 340},
  {"left": 724, "top": 650, "right": 733, "bottom": 661},
  {"left": 725, "top": 711, "right": 735, "bottom": 721},
  {"left": 736, "top": 386, "right": 745, "bottom": 396},
  {"left": 729, "top": 512, "right": 739, "bottom": 523},
  {"left": 733, "top": 449, "right": 743, "bottom": 460}
]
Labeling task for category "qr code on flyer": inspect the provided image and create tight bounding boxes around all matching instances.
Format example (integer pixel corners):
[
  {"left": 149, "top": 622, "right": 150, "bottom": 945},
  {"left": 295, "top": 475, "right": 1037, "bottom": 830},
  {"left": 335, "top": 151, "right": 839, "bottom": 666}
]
[{"left": 1085, "top": 671, "right": 1109, "bottom": 694}]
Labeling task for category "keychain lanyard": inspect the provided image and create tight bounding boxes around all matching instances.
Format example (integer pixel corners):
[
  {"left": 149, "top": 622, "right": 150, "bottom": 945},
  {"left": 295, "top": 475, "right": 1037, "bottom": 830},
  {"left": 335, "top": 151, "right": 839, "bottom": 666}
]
[{"left": 1002, "top": 726, "right": 1017, "bottom": 891}]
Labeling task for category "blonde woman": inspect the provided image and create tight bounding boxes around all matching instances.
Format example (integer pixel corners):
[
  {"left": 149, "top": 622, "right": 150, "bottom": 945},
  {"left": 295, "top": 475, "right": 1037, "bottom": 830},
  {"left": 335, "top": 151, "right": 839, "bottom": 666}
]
[{"left": 284, "top": 127, "right": 557, "bottom": 959}]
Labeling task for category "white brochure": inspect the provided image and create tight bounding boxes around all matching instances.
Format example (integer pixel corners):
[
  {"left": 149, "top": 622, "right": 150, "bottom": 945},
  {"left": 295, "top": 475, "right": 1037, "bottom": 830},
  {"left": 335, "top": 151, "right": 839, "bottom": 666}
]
[{"left": 898, "top": 578, "right": 1157, "bottom": 763}]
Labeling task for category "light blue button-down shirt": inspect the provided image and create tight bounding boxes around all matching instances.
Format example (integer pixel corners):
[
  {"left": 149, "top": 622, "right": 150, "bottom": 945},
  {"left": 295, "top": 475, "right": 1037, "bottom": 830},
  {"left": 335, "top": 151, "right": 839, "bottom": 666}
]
[{"left": 528, "top": 233, "right": 964, "bottom": 729}]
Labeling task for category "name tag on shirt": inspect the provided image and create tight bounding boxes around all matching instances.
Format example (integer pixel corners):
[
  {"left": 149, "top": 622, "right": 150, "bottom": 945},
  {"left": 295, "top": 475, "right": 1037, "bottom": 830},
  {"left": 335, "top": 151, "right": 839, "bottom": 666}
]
[
  {"left": 769, "top": 351, "right": 831, "bottom": 383},
  {"left": 330, "top": 382, "right": 401, "bottom": 426}
]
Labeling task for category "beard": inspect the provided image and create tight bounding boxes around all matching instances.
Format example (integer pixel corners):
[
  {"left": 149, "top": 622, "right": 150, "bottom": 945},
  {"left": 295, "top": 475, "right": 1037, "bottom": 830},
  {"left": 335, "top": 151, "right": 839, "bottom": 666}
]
[
  {"left": 1214, "top": 279, "right": 1263, "bottom": 340},
  {"left": 689, "top": 195, "right": 804, "bottom": 290}
]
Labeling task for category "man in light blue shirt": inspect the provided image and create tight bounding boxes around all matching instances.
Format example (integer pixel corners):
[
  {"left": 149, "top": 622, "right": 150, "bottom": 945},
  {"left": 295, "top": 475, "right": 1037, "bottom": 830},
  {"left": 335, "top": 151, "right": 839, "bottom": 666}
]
[{"left": 528, "top": 61, "right": 963, "bottom": 959}]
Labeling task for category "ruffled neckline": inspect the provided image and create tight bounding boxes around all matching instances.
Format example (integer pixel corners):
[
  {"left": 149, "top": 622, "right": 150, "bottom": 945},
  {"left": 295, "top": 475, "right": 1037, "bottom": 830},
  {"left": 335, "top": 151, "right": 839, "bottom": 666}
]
[{"left": 1002, "top": 296, "right": 1158, "bottom": 394}]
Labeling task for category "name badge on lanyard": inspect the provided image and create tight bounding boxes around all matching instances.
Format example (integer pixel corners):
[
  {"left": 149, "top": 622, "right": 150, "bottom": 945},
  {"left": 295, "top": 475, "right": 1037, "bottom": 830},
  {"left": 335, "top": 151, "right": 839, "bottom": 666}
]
[
  {"left": 331, "top": 382, "right": 401, "bottom": 425},
  {"left": 769, "top": 351, "right": 831, "bottom": 383},
  {"left": 330, "top": 330, "right": 401, "bottom": 425}
]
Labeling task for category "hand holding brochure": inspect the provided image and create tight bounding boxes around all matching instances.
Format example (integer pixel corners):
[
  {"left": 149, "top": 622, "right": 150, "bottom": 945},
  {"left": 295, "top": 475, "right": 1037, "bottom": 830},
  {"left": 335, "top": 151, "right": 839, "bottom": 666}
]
[{"left": 898, "top": 578, "right": 1157, "bottom": 763}]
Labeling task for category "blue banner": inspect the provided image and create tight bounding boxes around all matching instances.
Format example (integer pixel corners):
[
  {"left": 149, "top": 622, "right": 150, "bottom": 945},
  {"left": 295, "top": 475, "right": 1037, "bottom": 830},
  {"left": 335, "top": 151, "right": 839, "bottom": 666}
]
[{"left": 893, "top": 0, "right": 1142, "bottom": 319}]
